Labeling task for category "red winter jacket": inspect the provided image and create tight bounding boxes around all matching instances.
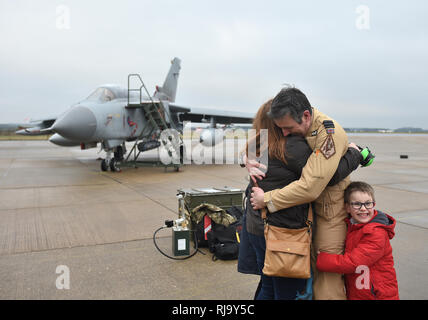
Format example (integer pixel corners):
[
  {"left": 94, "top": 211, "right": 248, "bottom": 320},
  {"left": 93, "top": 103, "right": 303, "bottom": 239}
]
[{"left": 316, "top": 210, "right": 399, "bottom": 300}]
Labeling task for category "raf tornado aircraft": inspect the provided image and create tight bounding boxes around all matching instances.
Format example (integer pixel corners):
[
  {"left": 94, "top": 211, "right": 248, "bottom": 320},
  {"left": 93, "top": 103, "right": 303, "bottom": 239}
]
[{"left": 17, "top": 58, "right": 254, "bottom": 171}]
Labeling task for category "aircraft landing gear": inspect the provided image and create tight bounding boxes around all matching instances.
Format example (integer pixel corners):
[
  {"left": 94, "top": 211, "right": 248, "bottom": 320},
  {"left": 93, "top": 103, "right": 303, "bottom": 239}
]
[
  {"left": 114, "top": 145, "right": 125, "bottom": 161},
  {"left": 109, "top": 158, "right": 120, "bottom": 172},
  {"left": 101, "top": 159, "right": 108, "bottom": 171},
  {"left": 101, "top": 150, "right": 112, "bottom": 172},
  {"left": 100, "top": 147, "right": 125, "bottom": 172},
  {"left": 110, "top": 145, "right": 124, "bottom": 172}
]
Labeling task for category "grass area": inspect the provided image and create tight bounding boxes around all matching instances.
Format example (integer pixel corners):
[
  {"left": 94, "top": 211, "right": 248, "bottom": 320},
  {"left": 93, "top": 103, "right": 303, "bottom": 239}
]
[
  {"left": 183, "top": 131, "right": 248, "bottom": 139},
  {"left": 0, "top": 134, "right": 51, "bottom": 140}
]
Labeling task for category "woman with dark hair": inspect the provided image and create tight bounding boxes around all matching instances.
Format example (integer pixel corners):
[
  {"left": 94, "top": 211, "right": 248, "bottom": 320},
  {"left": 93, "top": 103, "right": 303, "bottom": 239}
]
[{"left": 237, "top": 99, "right": 362, "bottom": 300}]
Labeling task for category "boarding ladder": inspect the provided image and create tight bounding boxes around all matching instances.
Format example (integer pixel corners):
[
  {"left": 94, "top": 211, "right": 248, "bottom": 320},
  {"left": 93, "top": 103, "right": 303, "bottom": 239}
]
[{"left": 124, "top": 74, "right": 182, "bottom": 168}]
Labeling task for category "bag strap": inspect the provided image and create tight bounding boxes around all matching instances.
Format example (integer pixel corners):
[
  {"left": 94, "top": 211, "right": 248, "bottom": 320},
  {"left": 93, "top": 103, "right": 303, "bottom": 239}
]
[
  {"left": 261, "top": 208, "right": 267, "bottom": 220},
  {"left": 307, "top": 203, "right": 313, "bottom": 229}
]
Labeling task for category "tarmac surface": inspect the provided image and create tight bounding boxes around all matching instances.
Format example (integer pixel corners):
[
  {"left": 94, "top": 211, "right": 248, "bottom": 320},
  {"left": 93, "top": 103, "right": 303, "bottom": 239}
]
[{"left": 0, "top": 135, "right": 427, "bottom": 300}]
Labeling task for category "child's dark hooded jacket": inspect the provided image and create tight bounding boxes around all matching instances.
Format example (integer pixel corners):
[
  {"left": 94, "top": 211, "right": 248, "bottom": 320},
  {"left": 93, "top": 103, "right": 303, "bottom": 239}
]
[{"left": 317, "top": 210, "right": 399, "bottom": 300}]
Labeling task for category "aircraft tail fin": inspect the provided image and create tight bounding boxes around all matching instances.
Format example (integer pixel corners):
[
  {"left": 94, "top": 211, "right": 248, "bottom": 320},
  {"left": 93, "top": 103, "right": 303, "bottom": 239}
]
[{"left": 154, "top": 57, "right": 181, "bottom": 102}]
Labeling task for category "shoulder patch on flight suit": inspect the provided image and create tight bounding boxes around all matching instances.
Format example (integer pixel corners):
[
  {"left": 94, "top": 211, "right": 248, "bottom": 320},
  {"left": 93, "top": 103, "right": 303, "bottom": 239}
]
[
  {"left": 320, "top": 134, "right": 336, "bottom": 159},
  {"left": 323, "top": 120, "right": 335, "bottom": 135}
]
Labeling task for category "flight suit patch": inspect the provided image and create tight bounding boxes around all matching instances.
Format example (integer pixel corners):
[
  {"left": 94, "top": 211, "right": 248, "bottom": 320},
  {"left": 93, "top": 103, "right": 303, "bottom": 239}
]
[
  {"left": 320, "top": 134, "right": 336, "bottom": 159},
  {"left": 323, "top": 120, "right": 335, "bottom": 134}
]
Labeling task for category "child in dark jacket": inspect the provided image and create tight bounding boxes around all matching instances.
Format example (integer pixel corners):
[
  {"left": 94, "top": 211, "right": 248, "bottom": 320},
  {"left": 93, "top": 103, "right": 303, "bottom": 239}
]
[{"left": 316, "top": 181, "right": 399, "bottom": 300}]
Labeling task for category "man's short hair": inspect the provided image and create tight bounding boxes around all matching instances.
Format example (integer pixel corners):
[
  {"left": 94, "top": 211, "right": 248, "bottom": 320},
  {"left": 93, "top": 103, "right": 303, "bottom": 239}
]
[
  {"left": 267, "top": 86, "right": 312, "bottom": 124},
  {"left": 344, "top": 181, "right": 376, "bottom": 203}
]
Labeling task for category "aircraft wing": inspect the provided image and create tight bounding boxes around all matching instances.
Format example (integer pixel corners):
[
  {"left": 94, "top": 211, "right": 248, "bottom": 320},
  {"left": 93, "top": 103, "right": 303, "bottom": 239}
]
[
  {"left": 128, "top": 101, "right": 253, "bottom": 124},
  {"left": 15, "top": 118, "right": 56, "bottom": 135},
  {"left": 169, "top": 103, "right": 254, "bottom": 124}
]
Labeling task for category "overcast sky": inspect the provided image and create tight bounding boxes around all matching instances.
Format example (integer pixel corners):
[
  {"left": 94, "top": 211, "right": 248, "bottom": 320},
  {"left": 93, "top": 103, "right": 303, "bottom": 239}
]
[{"left": 1, "top": 0, "right": 427, "bottom": 129}]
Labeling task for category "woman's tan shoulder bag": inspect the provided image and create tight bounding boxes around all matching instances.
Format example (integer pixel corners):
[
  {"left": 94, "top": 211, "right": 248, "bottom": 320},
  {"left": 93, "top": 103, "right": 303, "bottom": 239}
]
[{"left": 262, "top": 205, "right": 313, "bottom": 279}]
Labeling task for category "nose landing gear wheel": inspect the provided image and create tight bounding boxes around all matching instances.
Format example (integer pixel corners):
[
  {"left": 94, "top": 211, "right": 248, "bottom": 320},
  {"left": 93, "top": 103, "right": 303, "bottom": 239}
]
[
  {"left": 109, "top": 158, "right": 121, "bottom": 172},
  {"left": 101, "top": 159, "right": 108, "bottom": 171}
]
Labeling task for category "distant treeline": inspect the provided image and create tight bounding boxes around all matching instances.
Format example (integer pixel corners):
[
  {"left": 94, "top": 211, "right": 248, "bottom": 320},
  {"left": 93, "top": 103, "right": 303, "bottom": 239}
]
[
  {"left": 0, "top": 124, "right": 21, "bottom": 131},
  {"left": 0, "top": 126, "right": 50, "bottom": 140},
  {"left": 345, "top": 127, "right": 428, "bottom": 133},
  {"left": 0, "top": 131, "right": 14, "bottom": 135},
  {"left": 394, "top": 127, "right": 428, "bottom": 133},
  {"left": 0, "top": 129, "right": 20, "bottom": 135},
  {"left": 1, "top": 124, "right": 428, "bottom": 135}
]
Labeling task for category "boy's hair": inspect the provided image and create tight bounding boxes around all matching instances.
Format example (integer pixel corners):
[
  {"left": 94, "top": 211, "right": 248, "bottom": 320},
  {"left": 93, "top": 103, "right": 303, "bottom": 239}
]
[{"left": 344, "top": 181, "right": 376, "bottom": 203}]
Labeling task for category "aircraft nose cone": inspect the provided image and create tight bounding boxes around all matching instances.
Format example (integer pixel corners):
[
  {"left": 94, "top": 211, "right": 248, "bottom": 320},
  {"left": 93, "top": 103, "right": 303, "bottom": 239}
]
[{"left": 52, "top": 106, "right": 97, "bottom": 141}]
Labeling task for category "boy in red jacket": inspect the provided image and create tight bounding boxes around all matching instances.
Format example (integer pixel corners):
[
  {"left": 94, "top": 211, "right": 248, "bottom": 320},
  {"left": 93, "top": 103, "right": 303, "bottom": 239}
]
[{"left": 316, "top": 181, "right": 399, "bottom": 300}]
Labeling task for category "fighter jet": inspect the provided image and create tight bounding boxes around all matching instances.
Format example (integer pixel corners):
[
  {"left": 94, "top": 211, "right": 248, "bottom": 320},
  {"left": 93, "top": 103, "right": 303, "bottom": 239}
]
[{"left": 17, "top": 58, "right": 254, "bottom": 171}]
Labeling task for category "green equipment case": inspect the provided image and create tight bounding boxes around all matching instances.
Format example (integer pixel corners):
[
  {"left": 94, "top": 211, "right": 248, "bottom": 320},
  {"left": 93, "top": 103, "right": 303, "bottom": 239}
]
[
  {"left": 177, "top": 187, "right": 244, "bottom": 213},
  {"left": 177, "top": 187, "right": 244, "bottom": 233}
]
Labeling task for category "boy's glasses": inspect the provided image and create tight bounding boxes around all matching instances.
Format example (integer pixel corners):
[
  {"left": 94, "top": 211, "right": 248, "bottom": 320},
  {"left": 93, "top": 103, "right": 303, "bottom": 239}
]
[{"left": 350, "top": 201, "right": 375, "bottom": 210}]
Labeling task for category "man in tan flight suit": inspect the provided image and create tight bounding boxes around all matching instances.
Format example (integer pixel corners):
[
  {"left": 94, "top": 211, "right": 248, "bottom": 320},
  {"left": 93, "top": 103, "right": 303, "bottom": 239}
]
[{"left": 249, "top": 87, "right": 350, "bottom": 300}]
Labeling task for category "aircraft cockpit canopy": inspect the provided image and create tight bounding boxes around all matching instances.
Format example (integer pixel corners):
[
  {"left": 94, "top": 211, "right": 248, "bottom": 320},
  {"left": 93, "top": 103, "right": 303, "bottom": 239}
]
[
  {"left": 86, "top": 86, "right": 124, "bottom": 102},
  {"left": 86, "top": 87, "right": 116, "bottom": 102},
  {"left": 85, "top": 85, "right": 142, "bottom": 103}
]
